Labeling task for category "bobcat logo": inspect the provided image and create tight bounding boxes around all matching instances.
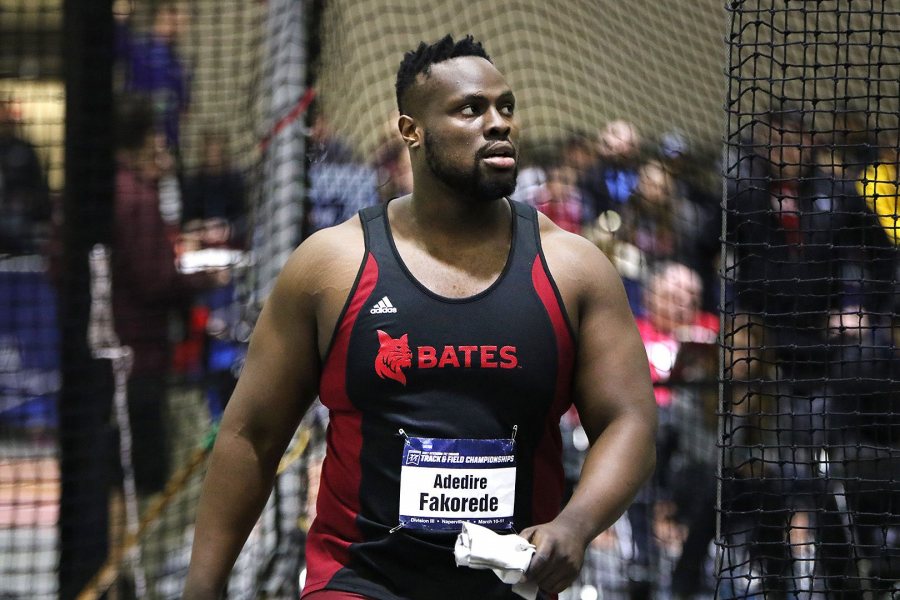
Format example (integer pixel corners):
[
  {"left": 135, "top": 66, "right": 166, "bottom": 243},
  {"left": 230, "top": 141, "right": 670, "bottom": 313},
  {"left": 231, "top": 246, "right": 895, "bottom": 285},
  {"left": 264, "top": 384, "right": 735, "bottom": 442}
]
[{"left": 375, "top": 330, "right": 412, "bottom": 385}]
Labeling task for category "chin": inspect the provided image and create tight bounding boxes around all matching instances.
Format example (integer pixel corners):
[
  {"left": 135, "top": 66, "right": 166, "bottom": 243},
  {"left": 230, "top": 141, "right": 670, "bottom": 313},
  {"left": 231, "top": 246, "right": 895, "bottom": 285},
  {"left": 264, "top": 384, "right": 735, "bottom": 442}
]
[
  {"left": 473, "top": 169, "right": 517, "bottom": 200},
  {"left": 473, "top": 180, "right": 517, "bottom": 202}
]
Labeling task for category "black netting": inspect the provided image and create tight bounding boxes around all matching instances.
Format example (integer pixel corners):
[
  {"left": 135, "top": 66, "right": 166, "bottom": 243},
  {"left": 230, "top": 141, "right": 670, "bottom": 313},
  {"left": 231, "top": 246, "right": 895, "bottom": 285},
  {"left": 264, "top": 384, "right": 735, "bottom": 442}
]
[
  {"left": 3, "top": 1, "right": 313, "bottom": 598},
  {"left": 722, "top": 1, "right": 900, "bottom": 597}
]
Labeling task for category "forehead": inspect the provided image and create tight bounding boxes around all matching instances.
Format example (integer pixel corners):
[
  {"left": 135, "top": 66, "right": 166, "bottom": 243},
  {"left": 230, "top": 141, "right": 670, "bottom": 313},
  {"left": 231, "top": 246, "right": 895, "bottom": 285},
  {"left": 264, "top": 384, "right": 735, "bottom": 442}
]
[{"left": 416, "top": 56, "right": 512, "bottom": 104}]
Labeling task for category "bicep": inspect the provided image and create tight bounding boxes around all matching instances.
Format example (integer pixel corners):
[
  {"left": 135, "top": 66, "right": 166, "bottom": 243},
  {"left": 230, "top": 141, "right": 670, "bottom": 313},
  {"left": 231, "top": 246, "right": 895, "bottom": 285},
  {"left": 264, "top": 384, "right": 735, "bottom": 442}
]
[{"left": 571, "top": 253, "right": 656, "bottom": 442}]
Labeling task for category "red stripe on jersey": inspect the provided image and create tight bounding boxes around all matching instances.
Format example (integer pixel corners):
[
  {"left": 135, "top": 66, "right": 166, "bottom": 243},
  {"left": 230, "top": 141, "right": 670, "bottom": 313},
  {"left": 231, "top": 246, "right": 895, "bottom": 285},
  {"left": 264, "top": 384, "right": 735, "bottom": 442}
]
[
  {"left": 304, "top": 253, "right": 379, "bottom": 594},
  {"left": 530, "top": 255, "right": 575, "bottom": 526}
]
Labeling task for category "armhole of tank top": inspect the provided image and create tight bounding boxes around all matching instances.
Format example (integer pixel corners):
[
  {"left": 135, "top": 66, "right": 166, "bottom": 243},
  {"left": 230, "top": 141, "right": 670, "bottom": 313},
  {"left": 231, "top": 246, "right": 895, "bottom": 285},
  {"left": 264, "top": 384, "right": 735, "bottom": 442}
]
[
  {"left": 319, "top": 209, "right": 375, "bottom": 367},
  {"left": 529, "top": 204, "right": 578, "bottom": 343}
]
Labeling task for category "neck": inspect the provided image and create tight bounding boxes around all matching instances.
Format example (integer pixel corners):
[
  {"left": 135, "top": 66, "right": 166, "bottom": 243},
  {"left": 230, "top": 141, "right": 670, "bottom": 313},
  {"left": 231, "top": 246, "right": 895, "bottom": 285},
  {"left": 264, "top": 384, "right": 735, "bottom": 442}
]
[
  {"left": 406, "top": 188, "right": 508, "bottom": 240},
  {"left": 406, "top": 162, "right": 510, "bottom": 228},
  {"left": 387, "top": 189, "right": 513, "bottom": 286}
]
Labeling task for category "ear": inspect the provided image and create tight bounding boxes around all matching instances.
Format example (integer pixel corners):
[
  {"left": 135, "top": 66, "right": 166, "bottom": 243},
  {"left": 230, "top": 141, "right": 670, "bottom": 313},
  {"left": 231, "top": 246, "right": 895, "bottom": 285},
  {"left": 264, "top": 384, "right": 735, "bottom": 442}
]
[
  {"left": 399, "top": 334, "right": 408, "bottom": 345},
  {"left": 398, "top": 115, "right": 420, "bottom": 149},
  {"left": 377, "top": 330, "right": 391, "bottom": 344}
]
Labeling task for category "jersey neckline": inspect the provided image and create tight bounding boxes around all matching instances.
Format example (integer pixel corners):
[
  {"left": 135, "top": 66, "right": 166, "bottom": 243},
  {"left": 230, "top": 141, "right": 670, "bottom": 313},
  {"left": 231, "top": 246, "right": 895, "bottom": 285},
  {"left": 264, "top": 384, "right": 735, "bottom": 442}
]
[{"left": 381, "top": 196, "right": 519, "bottom": 304}]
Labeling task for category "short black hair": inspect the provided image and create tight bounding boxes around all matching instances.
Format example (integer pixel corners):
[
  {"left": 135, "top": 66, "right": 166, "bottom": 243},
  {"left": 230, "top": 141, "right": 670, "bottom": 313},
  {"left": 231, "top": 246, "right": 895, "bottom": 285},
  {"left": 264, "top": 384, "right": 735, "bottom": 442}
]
[{"left": 395, "top": 34, "right": 491, "bottom": 115}]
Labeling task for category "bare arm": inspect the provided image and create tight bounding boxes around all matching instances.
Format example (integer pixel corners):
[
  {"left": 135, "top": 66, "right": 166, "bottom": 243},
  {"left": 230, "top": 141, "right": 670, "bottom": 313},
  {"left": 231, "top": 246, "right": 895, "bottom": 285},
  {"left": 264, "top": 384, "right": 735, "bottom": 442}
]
[
  {"left": 183, "top": 240, "right": 326, "bottom": 599},
  {"left": 523, "top": 230, "right": 658, "bottom": 594}
]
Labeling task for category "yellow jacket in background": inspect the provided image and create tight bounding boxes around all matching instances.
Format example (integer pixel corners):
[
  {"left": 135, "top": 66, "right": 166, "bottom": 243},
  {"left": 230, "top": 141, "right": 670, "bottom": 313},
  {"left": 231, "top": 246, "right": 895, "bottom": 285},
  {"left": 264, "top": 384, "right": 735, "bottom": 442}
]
[{"left": 857, "top": 162, "right": 900, "bottom": 245}]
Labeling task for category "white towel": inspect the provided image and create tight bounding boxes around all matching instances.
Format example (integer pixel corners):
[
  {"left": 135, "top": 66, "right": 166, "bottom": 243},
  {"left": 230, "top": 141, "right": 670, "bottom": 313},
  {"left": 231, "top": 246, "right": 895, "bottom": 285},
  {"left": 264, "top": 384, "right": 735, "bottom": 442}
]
[{"left": 454, "top": 522, "right": 539, "bottom": 600}]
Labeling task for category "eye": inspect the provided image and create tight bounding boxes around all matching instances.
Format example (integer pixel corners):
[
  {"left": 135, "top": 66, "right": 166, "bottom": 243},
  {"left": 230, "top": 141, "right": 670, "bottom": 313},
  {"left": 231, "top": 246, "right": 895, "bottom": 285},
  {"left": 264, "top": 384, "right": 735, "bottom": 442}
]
[
  {"left": 499, "top": 103, "right": 515, "bottom": 117},
  {"left": 460, "top": 104, "right": 479, "bottom": 117}
]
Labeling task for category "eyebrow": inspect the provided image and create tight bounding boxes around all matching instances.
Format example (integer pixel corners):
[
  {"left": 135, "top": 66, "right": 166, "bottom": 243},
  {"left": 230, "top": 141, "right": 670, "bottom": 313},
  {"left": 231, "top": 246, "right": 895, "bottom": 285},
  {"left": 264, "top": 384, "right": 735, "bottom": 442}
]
[{"left": 453, "top": 90, "right": 516, "bottom": 104}]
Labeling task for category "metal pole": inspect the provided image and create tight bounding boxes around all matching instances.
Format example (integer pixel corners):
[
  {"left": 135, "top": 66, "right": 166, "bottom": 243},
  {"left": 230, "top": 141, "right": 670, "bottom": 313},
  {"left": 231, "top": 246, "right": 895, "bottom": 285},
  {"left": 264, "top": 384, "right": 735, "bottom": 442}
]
[{"left": 59, "top": 1, "right": 114, "bottom": 597}]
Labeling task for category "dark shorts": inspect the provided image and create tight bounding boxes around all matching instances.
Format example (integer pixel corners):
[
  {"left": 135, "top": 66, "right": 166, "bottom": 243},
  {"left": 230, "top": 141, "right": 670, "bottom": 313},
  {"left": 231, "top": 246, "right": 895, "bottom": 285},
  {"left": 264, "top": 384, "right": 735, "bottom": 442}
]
[{"left": 109, "top": 374, "right": 169, "bottom": 494}]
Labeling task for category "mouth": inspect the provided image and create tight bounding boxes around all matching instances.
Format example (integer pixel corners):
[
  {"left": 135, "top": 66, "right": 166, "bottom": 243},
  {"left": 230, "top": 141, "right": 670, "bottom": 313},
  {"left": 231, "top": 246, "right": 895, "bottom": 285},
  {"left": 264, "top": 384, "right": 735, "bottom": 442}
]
[{"left": 480, "top": 143, "right": 517, "bottom": 170}]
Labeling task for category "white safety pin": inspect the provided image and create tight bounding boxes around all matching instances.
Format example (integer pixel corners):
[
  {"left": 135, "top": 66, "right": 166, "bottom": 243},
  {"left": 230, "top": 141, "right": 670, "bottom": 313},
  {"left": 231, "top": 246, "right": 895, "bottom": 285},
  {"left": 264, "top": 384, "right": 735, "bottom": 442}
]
[{"left": 389, "top": 523, "right": 405, "bottom": 534}]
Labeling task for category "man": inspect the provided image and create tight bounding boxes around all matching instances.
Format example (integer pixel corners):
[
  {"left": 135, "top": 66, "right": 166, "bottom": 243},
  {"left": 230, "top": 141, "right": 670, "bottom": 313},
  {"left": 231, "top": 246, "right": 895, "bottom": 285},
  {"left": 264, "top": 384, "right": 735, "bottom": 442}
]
[
  {"left": 184, "top": 35, "right": 656, "bottom": 600},
  {"left": 304, "top": 99, "right": 379, "bottom": 238},
  {"left": 578, "top": 119, "right": 643, "bottom": 223},
  {"left": 115, "top": 0, "right": 191, "bottom": 151},
  {"left": 0, "top": 97, "right": 50, "bottom": 255},
  {"left": 113, "top": 96, "right": 225, "bottom": 493},
  {"left": 634, "top": 262, "right": 717, "bottom": 597}
]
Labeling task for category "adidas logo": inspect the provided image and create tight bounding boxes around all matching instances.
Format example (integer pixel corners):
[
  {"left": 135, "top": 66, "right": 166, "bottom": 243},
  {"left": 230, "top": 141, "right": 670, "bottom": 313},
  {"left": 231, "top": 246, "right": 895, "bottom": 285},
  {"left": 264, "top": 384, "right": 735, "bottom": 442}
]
[{"left": 370, "top": 296, "right": 398, "bottom": 314}]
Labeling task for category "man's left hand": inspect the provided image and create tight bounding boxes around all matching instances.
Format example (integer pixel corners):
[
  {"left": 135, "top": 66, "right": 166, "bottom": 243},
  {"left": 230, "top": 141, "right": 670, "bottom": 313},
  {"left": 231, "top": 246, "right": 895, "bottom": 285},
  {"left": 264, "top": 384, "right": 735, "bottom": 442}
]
[{"left": 520, "top": 518, "right": 589, "bottom": 594}]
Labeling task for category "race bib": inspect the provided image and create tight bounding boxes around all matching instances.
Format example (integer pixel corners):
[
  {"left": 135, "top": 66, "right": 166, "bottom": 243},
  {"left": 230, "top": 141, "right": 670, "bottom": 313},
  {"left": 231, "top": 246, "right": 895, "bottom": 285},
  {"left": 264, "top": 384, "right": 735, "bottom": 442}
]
[{"left": 398, "top": 436, "right": 516, "bottom": 531}]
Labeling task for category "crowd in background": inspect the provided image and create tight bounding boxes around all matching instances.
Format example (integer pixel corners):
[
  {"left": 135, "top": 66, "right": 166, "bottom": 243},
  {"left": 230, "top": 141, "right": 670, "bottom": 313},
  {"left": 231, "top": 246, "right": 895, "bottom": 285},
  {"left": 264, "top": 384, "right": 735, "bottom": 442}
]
[{"left": 3, "top": 5, "right": 900, "bottom": 595}]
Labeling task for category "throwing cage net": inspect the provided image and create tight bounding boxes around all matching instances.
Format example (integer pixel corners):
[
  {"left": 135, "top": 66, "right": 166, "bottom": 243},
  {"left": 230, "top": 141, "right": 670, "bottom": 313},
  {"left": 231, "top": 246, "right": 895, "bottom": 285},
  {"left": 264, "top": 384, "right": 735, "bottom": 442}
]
[
  {"left": 3, "top": 1, "right": 315, "bottom": 598},
  {"left": 722, "top": 1, "right": 900, "bottom": 597},
  {"left": 2, "top": 0, "right": 897, "bottom": 598}
]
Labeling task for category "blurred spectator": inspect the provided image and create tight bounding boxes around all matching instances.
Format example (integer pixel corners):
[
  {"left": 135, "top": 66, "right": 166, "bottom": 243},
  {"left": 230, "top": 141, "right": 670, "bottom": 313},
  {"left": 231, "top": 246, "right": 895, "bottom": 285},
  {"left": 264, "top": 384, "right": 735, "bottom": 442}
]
[
  {"left": 826, "top": 305, "right": 900, "bottom": 591},
  {"left": 725, "top": 110, "right": 894, "bottom": 388},
  {"left": 835, "top": 108, "right": 879, "bottom": 172},
  {"left": 716, "top": 318, "right": 788, "bottom": 598},
  {"left": 855, "top": 129, "right": 900, "bottom": 322},
  {"left": 718, "top": 306, "right": 894, "bottom": 597},
  {"left": 0, "top": 97, "right": 50, "bottom": 255},
  {"left": 524, "top": 133, "right": 595, "bottom": 227},
  {"left": 115, "top": 0, "right": 191, "bottom": 152},
  {"left": 0, "top": 97, "right": 57, "bottom": 429},
  {"left": 530, "top": 162, "right": 583, "bottom": 234},
  {"left": 511, "top": 158, "right": 546, "bottom": 207},
  {"left": 373, "top": 136, "right": 413, "bottom": 204},
  {"left": 562, "top": 131, "right": 598, "bottom": 175},
  {"left": 657, "top": 131, "right": 721, "bottom": 312},
  {"left": 635, "top": 261, "right": 717, "bottom": 407},
  {"left": 856, "top": 140, "right": 899, "bottom": 245},
  {"left": 620, "top": 160, "right": 678, "bottom": 264},
  {"left": 629, "top": 261, "right": 718, "bottom": 597},
  {"left": 112, "top": 96, "right": 224, "bottom": 493},
  {"left": 307, "top": 98, "right": 353, "bottom": 164},
  {"left": 579, "top": 119, "right": 643, "bottom": 222},
  {"left": 825, "top": 305, "right": 900, "bottom": 447},
  {"left": 513, "top": 133, "right": 594, "bottom": 208},
  {"left": 180, "top": 131, "right": 248, "bottom": 418},
  {"left": 621, "top": 160, "right": 721, "bottom": 309},
  {"left": 183, "top": 131, "right": 247, "bottom": 247},
  {"left": 722, "top": 110, "right": 897, "bottom": 589},
  {"left": 304, "top": 100, "right": 378, "bottom": 237},
  {"left": 809, "top": 134, "right": 895, "bottom": 315}
]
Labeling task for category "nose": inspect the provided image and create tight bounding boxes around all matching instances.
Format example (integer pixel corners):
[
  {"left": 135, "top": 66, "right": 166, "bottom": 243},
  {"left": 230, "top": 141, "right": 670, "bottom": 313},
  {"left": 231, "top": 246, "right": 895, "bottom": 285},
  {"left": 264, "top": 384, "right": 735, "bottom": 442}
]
[{"left": 484, "top": 105, "right": 511, "bottom": 139}]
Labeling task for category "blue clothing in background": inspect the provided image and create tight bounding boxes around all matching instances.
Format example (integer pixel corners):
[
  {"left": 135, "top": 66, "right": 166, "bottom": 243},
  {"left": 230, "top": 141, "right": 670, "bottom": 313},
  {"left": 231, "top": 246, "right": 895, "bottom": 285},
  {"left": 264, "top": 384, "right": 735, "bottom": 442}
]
[
  {"left": 116, "top": 22, "right": 189, "bottom": 148},
  {"left": 0, "top": 263, "right": 59, "bottom": 427}
]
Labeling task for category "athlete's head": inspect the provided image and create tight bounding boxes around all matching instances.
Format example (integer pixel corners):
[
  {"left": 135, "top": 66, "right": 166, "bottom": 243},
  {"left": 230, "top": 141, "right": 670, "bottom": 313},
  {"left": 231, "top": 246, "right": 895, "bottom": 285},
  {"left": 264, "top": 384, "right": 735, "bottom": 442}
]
[
  {"left": 395, "top": 35, "right": 491, "bottom": 115},
  {"left": 396, "top": 35, "right": 519, "bottom": 202}
]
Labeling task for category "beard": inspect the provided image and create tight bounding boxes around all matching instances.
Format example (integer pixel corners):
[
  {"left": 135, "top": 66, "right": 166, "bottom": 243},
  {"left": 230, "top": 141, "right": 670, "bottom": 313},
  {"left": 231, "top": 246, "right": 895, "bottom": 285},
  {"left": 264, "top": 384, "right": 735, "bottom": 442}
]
[{"left": 424, "top": 131, "right": 517, "bottom": 202}]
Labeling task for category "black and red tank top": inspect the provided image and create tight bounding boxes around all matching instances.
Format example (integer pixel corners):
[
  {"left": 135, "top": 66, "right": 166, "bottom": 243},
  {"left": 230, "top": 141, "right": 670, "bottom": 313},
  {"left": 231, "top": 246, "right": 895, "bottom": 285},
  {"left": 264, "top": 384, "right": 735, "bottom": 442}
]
[{"left": 303, "top": 199, "right": 576, "bottom": 600}]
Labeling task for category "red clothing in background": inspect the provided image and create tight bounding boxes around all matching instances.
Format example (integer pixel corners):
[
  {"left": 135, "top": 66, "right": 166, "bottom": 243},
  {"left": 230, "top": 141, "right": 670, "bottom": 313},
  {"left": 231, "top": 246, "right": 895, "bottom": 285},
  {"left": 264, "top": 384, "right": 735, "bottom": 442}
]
[
  {"left": 635, "top": 312, "right": 717, "bottom": 407},
  {"left": 112, "top": 166, "right": 193, "bottom": 376},
  {"left": 533, "top": 189, "right": 582, "bottom": 234}
]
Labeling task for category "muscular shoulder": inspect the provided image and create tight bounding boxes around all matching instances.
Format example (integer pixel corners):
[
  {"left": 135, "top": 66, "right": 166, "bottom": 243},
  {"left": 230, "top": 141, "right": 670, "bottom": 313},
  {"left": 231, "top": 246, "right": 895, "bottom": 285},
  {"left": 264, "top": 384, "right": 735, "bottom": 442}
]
[
  {"left": 272, "top": 215, "right": 367, "bottom": 316},
  {"left": 535, "top": 212, "right": 625, "bottom": 326}
]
